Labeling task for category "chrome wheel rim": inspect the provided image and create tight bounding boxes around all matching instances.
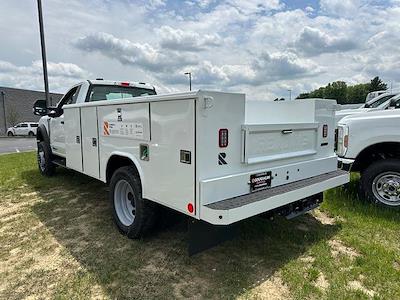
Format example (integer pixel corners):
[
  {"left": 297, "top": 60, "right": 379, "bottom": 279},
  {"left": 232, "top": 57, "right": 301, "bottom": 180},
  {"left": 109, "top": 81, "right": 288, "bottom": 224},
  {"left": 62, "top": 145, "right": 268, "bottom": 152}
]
[
  {"left": 37, "top": 149, "right": 46, "bottom": 171},
  {"left": 114, "top": 179, "right": 136, "bottom": 226},
  {"left": 372, "top": 172, "right": 400, "bottom": 206}
]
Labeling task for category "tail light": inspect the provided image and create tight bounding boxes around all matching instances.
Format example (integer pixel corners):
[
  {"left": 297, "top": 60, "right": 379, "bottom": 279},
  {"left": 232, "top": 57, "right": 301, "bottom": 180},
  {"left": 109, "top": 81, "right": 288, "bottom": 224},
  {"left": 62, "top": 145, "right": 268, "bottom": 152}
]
[
  {"left": 322, "top": 124, "right": 328, "bottom": 138},
  {"left": 219, "top": 129, "right": 228, "bottom": 148},
  {"left": 120, "top": 82, "right": 130, "bottom": 86}
]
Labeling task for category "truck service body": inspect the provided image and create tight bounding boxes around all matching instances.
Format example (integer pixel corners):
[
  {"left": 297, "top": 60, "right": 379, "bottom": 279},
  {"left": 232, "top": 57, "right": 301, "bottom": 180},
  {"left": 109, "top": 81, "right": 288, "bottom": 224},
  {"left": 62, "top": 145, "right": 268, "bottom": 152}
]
[{"left": 35, "top": 81, "right": 349, "bottom": 253}]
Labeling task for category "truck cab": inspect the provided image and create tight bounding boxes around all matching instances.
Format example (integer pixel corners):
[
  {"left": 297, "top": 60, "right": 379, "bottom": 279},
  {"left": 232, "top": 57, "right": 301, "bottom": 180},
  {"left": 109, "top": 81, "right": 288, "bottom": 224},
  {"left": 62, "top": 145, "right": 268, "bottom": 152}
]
[
  {"left": 337, "top": 97, "right": 400, "bottom": 207},
  {"left": 34, "top": 80, "right": 156, "bottom": 157}
]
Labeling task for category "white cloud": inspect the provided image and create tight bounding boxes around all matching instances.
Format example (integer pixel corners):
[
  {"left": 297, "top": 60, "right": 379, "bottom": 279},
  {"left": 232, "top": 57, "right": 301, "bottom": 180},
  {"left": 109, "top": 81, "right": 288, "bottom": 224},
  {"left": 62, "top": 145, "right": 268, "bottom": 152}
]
[
  {"left": 320, "top": 0, "right": 361, "bottom": 17},
  {"left": 158, "top": 26, "right": 222, "bottom": 51},
  {"left": 294, "top": 26, "right": 358, "bottom": 56},
  {"left": 74, "top": 32, "right": 197, "bottom": 72},
  {"left": 226, "top": 0, "right": 284, "bottom": 14},
  {"left": 251, "top": 52, "right": 320, "bottom": 83},
  {"left": 0, "top": 60, "right": 89, "bottom": 92}
]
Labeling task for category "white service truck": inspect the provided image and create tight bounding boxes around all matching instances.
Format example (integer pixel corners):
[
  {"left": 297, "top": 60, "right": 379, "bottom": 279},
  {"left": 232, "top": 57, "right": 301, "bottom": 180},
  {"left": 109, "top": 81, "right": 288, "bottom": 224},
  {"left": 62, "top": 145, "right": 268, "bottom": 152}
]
[
  {"left": 337, "top": 97, "right": 400, "bottom": 207},
  {"left": 34, "top": 81, "right": 349, "bottom": 254}
]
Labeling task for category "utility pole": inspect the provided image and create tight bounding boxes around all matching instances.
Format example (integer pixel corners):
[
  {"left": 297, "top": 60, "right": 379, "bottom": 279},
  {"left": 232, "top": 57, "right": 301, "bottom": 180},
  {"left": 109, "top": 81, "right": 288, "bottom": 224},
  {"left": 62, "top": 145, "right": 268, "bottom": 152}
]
[
  {"left": 1, "top": 91, "right": 6, "bottom": 135},
  {"left": 37, "top": 0, "right": 50, "bottom": 107},
  {"left": 184, "top": 72, "right": 192, "bottom": 91},
  {"left": 288, "top": 89, "right": 292, "bottom": 101}
]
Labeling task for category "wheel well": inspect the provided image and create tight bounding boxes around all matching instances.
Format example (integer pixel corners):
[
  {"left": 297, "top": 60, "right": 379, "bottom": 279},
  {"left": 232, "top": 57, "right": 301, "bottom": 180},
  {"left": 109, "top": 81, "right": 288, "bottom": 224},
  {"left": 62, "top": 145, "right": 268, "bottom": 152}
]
[
  {"left": 352, "top": 142, "right": 400, "bottom": 173},
  {"left": 106, "top": 155, "right": 141, "bottom": 184}
]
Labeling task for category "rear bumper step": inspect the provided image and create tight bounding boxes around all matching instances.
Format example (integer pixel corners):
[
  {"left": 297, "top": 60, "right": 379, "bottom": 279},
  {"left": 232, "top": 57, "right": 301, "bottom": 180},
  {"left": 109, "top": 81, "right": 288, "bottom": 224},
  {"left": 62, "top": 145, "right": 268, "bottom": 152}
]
[{"left": 201, "top": 170, "right": 349, "bottom": 225}]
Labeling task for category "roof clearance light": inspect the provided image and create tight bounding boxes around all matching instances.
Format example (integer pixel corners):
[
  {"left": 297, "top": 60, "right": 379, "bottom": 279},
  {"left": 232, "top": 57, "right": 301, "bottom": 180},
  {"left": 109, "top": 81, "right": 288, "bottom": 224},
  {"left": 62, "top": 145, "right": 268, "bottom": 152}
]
[
  {"left": 219, "top": 129, "right": 229, "bottom": 148},
  {"left": 120, "top": 82, "right": 130, "bottom": 86},
  {"left": 323, "top": 124, "right": 328, "bottom": 138}
]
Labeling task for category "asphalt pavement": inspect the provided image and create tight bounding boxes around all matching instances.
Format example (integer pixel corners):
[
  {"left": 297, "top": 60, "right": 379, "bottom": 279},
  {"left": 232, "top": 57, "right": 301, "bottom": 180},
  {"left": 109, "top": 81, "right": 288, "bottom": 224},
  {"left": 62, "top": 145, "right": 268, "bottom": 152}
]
[{"left": 0, "top": 137, "right": 37, "bottom": 154}]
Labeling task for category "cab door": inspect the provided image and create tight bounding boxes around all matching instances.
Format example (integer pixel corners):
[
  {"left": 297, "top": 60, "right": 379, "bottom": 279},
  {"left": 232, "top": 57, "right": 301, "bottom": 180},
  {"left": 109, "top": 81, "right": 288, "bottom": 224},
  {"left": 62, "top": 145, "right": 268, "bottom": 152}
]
[
  {"left": 13, "top": 124, "right": 22, "bottom": 135},
  {"left": 49, "top": 85, "right": 81, "bottom": 157}
]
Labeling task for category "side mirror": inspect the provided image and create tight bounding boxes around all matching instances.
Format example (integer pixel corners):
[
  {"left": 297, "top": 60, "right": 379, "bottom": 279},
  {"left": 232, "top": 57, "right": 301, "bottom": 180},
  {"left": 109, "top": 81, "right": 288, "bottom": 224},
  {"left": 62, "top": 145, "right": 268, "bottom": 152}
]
[
  {"left": 33, "top": 100, "right": 47, "bottom": 116},
  {"left": 364, "top": 103, "right": 370, "bottom": 108}
]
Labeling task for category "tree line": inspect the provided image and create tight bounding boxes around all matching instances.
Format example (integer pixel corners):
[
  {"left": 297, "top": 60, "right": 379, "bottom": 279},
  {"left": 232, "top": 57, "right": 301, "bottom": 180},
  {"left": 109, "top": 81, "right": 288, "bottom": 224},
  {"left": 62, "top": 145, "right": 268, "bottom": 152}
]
[{"left": 296, "top": 77, "right": 388, "bottom": 104}]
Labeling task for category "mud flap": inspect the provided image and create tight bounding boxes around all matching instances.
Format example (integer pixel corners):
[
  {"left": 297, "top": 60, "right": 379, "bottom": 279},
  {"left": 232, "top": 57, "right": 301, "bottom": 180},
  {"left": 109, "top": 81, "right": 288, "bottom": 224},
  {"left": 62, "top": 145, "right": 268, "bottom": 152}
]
[{"left": 188, "top": 219, "right": 238, "bottom": 256}]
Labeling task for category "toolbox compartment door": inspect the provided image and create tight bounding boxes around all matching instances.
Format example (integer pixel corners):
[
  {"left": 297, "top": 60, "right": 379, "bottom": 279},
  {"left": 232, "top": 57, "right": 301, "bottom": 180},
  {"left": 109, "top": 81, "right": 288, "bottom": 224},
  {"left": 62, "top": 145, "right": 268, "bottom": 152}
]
[
  {"left": 64, "top": 107, "right": 83, "bottom": 172},
  {"left": 242, "top": 123, "right": 318, "bottom": 165},
  {"left": 81, "top": 106, "right": 100, "bottom": 179}
]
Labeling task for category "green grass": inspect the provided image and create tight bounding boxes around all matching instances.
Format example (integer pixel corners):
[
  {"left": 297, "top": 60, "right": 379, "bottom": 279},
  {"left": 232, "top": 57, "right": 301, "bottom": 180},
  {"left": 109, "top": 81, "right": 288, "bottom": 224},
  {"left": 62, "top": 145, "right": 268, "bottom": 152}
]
[{"left": 0, "top": 152, "right": 399, "bottom": 299}]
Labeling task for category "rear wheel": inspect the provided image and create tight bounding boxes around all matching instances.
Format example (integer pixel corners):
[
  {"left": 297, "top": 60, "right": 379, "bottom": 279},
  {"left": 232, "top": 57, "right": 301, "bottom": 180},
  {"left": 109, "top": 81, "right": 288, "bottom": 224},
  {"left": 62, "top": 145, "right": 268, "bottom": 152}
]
[
  {"left": 109, "top": 166, "right": 156, "bottom": 238},
  {"left": 359, "top": 159, "right": 400, "bottom": 208},
  {"left": 7, "top": 131, "right": 13, "bottom": 137},
  {"left": 37, "top": 141, "right": 56, "bottom": 176},
  {"left": 28, "top": 131, "right": 34, "bottom": 137}
]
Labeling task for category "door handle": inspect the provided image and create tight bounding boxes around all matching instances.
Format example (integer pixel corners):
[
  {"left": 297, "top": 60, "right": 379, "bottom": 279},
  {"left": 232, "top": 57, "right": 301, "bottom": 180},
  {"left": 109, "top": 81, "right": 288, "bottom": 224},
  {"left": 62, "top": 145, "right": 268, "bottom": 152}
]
[
  {"left": 61, "top": 121, "right": 64, "bottom": 124},
  {"left": 282, "top": 129, "right": 293, "bottom": 134},
  {"left": 92, "top": 138, "right": 97, "bottom": 147}
]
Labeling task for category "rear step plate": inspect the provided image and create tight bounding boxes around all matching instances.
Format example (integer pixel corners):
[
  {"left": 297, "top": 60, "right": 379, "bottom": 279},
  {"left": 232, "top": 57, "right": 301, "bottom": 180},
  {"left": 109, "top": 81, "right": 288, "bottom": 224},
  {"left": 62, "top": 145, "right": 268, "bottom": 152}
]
[{"left": 206, "top": 170, "right": 348, "bottom": 210}]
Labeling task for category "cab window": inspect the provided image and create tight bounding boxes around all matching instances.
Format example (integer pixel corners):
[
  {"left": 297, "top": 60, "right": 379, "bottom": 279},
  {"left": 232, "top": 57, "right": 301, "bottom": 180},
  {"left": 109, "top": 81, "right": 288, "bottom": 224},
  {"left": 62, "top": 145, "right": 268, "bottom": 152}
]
[
  {"left": 87, "top": 85, "right": 156, "bottom": 102},
  {"left": 58, "top": 85, "right": 81, "bottom": 108}
]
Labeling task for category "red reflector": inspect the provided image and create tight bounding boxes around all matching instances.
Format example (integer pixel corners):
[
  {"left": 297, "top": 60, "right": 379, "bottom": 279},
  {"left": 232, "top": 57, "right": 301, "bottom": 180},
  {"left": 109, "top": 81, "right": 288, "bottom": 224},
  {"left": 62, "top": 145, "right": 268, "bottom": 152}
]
[
  {"left": 323, "top": 124, "right": 328, "bottom": 138},
  {"left": 120, "top": 82, "right": 130, "bottom": 86},
  {"left": 187, "top": 203, "right": 194, "bottom": 213},
  {"left": 219, "top": 128, "right": 228, "bottom": 148}
]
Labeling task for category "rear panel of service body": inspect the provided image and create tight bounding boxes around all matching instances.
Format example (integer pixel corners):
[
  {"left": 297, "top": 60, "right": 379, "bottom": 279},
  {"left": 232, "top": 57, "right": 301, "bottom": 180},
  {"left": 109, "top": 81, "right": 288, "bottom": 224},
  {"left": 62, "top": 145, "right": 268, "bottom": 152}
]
[{"left": 195, "top": 91, "right": 338, "bottom": 209}]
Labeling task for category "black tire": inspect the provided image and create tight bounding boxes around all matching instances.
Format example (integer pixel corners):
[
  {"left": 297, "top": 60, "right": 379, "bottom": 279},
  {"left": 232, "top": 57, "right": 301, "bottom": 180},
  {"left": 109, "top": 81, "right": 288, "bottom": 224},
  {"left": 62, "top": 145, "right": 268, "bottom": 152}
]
[
  {"left": 359, "top": 159, "right": 400, "bottom": 208},
  {"left": 28, "top": 131, "right": 34, "bottom": 137},
  {"left": 7, "top": 131, "right": 13, "bottom": 137},
  {"left": 37, "top": 141, "right": 56, "bottom": 176},
  {"left": 109, "top": 166, "right": 156, "bottom": 238}
]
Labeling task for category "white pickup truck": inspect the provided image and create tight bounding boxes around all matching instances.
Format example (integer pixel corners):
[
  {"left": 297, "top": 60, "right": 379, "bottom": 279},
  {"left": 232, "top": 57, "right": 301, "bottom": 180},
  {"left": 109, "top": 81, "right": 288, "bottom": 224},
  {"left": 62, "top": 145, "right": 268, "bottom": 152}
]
[
  {"left": 335, "top": 92, "right": 398, "bottom": 123},
  {"left": 337, "top": 97, "right": 400, "bottom": 207},
  {"left": 34, "top": 80, "right": 349, "bottom": 254}
]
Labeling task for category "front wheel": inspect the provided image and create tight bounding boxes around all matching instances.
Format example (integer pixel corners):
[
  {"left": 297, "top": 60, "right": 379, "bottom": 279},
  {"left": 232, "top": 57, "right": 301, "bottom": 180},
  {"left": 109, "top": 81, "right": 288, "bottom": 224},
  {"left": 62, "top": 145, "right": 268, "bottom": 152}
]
[
  {"left": 37, "top": 141, "right": 56, "bottom": 176},
  {"left": 109, "top": 166, "right": 156, "bottom": 238},
  {"left": 359, "top": 159, "right": 400, "bottom": 208},
  {"left": 28, "top": 131, "right": 34, "bottom": 137},
  {"left": 7, "top": 131, "right": 13, "bottom": 137}
]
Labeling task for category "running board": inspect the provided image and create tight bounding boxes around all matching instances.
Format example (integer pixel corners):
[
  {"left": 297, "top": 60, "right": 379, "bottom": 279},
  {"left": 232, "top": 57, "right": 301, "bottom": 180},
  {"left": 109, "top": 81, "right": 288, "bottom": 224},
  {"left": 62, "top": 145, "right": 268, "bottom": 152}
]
[{"left": 52, "top": 156, "right": 66, "bottom": 167}]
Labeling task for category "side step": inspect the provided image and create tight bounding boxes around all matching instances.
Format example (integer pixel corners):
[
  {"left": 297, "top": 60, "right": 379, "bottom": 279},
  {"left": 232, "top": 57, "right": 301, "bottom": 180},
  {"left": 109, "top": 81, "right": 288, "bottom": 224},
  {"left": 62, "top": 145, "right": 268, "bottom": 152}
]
[
  {"left": 52, "top": 156, "right": 66, "bottom": 167},
  {"left": 206, "top": 170, "right": 347, "bottom": 211}
]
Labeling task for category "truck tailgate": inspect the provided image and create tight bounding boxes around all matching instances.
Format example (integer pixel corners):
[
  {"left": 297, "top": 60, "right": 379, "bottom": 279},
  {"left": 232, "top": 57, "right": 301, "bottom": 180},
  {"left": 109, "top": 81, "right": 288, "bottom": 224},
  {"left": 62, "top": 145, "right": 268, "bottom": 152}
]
[{"left": 242, "top": 123, "right": 318, "bottom": 164}]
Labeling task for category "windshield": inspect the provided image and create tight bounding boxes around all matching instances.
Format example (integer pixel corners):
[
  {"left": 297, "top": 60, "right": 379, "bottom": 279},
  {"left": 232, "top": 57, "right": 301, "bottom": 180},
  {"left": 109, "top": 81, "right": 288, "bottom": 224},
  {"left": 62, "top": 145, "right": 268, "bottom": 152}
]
[{"left": 87, "top": 85, "right": 156, "bottom": 102}]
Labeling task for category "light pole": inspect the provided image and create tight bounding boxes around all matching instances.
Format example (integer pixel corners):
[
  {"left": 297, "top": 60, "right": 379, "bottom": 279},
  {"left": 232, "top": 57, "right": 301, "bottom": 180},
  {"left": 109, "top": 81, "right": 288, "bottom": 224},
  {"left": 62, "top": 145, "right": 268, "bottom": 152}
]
[
  {"left": 1, "top": 91, "right": 6, "bottom": 134},
  {"left": 37, "top": 0, "right": 50, "bottom": 107},
  {"left": 288, "top": 89, "right": 292, "bottom": 101},
  {"left": 184, "top": 72, "right": 192, "bottom": 91}
]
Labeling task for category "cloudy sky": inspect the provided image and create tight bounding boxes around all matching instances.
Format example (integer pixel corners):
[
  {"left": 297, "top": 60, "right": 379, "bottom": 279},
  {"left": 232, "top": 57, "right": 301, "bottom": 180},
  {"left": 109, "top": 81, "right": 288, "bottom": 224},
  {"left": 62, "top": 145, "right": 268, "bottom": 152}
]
[{"left": 0, "top": 0, "right": 399, "bottom": 100}]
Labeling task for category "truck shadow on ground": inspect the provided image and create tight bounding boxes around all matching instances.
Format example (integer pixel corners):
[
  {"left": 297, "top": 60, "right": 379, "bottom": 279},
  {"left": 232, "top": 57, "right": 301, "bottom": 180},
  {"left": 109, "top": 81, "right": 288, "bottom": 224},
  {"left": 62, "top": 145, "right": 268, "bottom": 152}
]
[{"left": 22, "top": 168, "right": 340, "bottom": 299}]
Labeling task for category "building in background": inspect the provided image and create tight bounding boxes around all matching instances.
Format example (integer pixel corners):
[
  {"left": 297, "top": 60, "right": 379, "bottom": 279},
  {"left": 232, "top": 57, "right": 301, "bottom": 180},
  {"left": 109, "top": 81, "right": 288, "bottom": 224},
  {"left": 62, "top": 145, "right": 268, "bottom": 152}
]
[{"left": 0, "top": 86, "right": 62, "bottom": 135}]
